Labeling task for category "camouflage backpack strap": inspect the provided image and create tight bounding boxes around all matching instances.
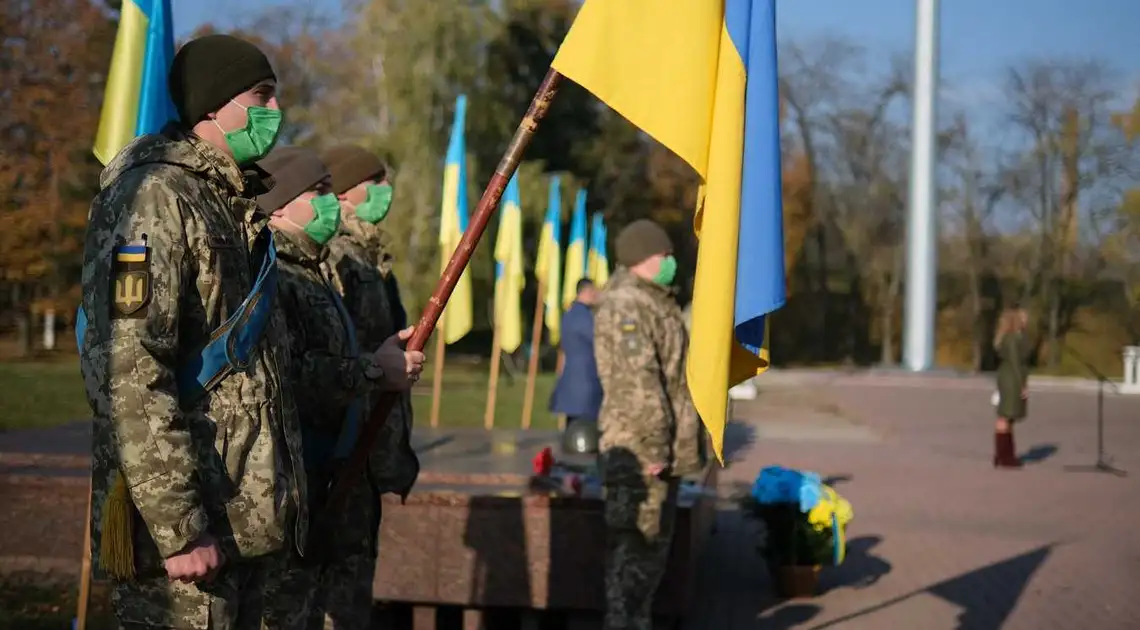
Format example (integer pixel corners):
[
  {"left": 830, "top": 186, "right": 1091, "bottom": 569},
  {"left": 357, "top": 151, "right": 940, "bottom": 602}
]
[{"left": 76, "top": 227, "right": 280, "bottom": 403}]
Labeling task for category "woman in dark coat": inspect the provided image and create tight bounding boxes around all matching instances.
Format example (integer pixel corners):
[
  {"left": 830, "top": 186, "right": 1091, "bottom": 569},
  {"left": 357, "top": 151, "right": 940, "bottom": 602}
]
[
  {"left": 550, "top": 279, "right": 603, "bottom": 447},
  {"left": 993, "top": 308, "right": 1030, "bottom": 468}
]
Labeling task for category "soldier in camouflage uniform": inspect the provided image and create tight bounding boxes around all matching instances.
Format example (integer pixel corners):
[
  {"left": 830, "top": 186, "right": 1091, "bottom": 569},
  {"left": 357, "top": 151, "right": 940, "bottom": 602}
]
[
  {"left": 78, "top": 35, "right": 308, "bottom": 629},
  {"left": 253, "top": 147, "right": 425, "bottom": 630},
  {"left": 313, "top": 144, "right": 420, "bottom": 630},
  {"left": 593, "top": 219, "right": 703, "bottom": 630}
]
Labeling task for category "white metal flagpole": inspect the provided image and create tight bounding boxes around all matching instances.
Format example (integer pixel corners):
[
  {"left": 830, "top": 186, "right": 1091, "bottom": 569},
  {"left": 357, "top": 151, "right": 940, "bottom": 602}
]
[{"left": 903, "top": 0, "right": 941, "bottom": 371}]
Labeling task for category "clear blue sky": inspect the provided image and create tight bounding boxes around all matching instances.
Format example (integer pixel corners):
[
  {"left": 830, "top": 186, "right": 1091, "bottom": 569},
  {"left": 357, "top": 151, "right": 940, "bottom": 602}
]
[{"left": 174, "top": 0, "right": 1140, "bottom": 112}]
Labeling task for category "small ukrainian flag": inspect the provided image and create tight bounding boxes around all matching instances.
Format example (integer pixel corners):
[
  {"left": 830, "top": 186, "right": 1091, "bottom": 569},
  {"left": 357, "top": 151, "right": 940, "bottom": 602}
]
[{"left": 114, "top": 245, "right": 148, "bottom": 263}]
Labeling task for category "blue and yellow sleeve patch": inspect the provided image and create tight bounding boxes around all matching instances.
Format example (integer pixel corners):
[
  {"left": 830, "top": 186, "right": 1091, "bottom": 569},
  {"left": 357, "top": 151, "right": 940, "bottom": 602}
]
[{"left": 113, "top": 245, "right": 147, "bottom": 263}]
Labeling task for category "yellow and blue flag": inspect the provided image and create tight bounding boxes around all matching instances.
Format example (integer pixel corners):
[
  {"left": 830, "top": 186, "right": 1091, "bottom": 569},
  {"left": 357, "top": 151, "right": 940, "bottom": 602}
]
[
  {"left": 93, "top": 0, "right": 177, "bottom": 165},
  {"left": 561, "top": 189, "right": 588, "bottom": 311},
  {"left": 534, "top": 177, "right": 563, "bottom": 345},
  {"left": 587, "top": 212, "right": 610, "bottom": 288},
  {"left": 553, "top": 0, "right": 787, "bottom": 462},
  {"left": 494, "top": 174, "right": 525, "bottom": 353},
  {"left": 438, "top": 94, "right": 474, "bottom": 345}
]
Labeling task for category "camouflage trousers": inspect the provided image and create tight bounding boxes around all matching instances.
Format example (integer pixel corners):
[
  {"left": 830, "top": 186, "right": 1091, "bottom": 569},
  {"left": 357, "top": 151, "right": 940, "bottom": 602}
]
[
  {"left": 602, "top": 477, "right": 679, "bottom": 630},
  {"left": 113, "top": 554, "right": 272, "bottom": 630},
  {"left": 259, "top": 480, "right": 380, "bottom": 630},
  {"left": 262, "top": 544, "right": 320, "bottom": 630},
  {"left": 311, "top": 478, "right": 381, "bottom": 630}
]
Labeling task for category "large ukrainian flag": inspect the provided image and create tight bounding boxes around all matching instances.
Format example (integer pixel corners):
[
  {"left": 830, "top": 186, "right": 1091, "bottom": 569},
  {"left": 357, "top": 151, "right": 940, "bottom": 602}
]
[
  {"left": 561, "top": 189, "right": 588, "bottom": 311},
  {"left": 535, "top": 177, "right": 563, "bottom": 345},
  {"left": 93, "top": 0, "right": 177, "bottom": 165},
  {"left": 553, "top": 0, "right": 786, "bottom": 462},
  {"left": 494, "top": 174, "right": 525, "bottom": 353},
  {"left": 587, "top": 212, "right": 610, "bottom": 288},
  {"left": 438, "top": 94, "right": 474, "bottom": 345}
]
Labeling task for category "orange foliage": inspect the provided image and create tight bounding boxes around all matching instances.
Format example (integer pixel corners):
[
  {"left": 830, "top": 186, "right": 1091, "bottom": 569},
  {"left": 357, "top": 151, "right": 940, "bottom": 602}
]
[
  {"left": 0, "top": 0, "right": 114, "bottom": 309},
  {"left": 780, "top": 150, "right": 812, "bottom": 282}
]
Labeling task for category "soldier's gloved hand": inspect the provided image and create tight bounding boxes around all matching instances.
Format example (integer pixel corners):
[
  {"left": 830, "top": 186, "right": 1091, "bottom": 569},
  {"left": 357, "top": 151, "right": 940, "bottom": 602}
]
[
  {"left": 164, "top": 533, "right": 223, "bottom": 583},
  {"left": 372, "top": 326, "right": 426, "bottom": 391}
]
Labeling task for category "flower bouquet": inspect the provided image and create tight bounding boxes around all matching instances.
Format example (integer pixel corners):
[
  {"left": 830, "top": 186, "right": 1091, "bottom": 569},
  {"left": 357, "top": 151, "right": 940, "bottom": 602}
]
[
  {"left": 528, "top": 447, "right": 590, "bottom": 496},
  {"left": 739, "top": 466, "right": 854, "bottom": 598}
]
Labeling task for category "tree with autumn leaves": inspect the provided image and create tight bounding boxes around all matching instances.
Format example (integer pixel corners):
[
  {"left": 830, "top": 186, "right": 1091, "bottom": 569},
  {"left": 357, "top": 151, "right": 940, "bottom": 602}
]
[
  {"left": 1, "top": 0, "right": 1137, "bottom": 377},
  {"left": 0, "top": 0, "right": 116, "bottom": 355}
]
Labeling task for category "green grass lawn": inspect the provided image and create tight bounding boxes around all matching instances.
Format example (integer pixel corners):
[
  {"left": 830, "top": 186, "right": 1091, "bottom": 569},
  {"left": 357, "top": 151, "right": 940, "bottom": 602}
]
[
  {"left": 0, "top": 362, "right": 91, "bottom": 432},
  {"left": 0, "top": 359, "right": 559, "bottom": 433}
]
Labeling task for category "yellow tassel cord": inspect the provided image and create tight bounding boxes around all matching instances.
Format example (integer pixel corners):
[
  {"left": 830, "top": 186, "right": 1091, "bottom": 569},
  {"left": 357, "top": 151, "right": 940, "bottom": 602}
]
[{"left": 99, "top": 472, "right": 135, "bottom": 580}]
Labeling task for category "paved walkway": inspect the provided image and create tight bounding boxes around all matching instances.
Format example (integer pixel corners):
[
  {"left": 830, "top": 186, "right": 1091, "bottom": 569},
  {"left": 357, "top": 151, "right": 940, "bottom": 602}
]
[{"left": 685, "top": 376, "right": 1140, "bottom": 629}]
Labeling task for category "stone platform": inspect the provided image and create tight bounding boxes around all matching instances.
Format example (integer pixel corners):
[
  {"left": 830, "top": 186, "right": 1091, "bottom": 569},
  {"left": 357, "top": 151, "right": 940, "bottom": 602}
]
[
  {"left": 374, "top": 429, "right": 718, "bottom": 629},
  {"left": 0, "top": 424, "right": 718, "bottom": 629}
]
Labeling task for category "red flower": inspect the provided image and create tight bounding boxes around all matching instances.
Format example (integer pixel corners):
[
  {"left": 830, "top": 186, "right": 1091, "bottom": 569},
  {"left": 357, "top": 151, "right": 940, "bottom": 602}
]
[
  {"left": 568, "top": 474, "right": 583, "bottom": 495},
  {"left": 532, "top": 447, "right": 554, "bottom": 476}
]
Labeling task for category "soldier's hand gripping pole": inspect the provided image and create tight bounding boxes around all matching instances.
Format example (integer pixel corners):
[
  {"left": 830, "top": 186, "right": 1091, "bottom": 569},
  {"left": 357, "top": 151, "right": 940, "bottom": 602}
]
[{"left": 320, "top": 69, "right": 565, "bottom": 521}]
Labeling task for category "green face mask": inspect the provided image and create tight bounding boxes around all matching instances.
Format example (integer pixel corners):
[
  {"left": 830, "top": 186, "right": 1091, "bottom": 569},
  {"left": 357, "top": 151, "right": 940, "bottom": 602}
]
[
  {"left": 217, "top": 101, "right": 283, "bottom": 165},
  {"left": 354, "top": 183, "right": 393, "bottom": 224},
  {"left": 653, "top": 255, "right": 678, "bottom": 286},
  {"left": 303, "top": 194, "right": 342, "bottom": 245}
]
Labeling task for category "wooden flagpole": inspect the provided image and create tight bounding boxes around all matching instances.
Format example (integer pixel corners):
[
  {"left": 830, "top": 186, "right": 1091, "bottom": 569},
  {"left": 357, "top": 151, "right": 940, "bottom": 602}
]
[
  {"left": 520, "top": 283, "right": 545, "bottom": 430},
  {"left": 429, "top": 334, "right": 445, "bottom": 427},
  {"left": 484, "top": 323, "right": 503, "bottom": 429},
  {"left": 74, "top": 475, "right": 94, "bottom": 630},
  {"left": 322, "top": 69, "right": 564, "bottom": 519}
]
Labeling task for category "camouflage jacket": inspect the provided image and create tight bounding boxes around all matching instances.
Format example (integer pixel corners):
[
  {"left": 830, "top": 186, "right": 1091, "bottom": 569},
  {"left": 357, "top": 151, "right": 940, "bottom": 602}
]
[
  {"left": 325, "top": 225, "right": 419, "bottom": 498},
  {"left": 79, "top": 126, "right": 307, "bottom": 569},
  {"left": 273, "top": 227, "right": 381, "bottom": 468},
  {"left": 594, "top": 269, "right": 702, "bottom": 485},
  {"left": 341, "top": 212, "right": 395, "bottom": 278}
]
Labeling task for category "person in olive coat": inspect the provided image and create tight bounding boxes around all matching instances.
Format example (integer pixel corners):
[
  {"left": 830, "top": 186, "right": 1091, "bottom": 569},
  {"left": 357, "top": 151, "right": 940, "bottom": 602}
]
[{"left": 993, "top": 308, "right": 1030, "bottom": 468}]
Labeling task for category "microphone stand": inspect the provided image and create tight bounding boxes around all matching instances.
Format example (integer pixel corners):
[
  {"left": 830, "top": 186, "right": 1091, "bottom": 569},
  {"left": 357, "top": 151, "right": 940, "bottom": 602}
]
[{"left": 1061, "top": 344, "right": 1127, "bottom": 477}]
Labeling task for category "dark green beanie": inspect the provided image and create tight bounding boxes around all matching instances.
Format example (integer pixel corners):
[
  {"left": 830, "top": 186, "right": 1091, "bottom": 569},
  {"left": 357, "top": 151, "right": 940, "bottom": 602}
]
[
  {"left": 169, "top": 34, "right": 277, "bottom": 126},
  {"left": 321, "top": 144, "right": 388, "bottom": 195},
  {"left": 255, "top": 147, "right": 329, "bottom": 213},
  {"left": 615, "top": 219, "right": 673, "bottom": 267}
]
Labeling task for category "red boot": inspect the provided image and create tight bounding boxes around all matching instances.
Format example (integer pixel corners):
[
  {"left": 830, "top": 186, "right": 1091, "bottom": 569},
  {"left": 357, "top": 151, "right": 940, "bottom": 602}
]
[{"left": 993, "top": 431, "right": 1022, "bottom": 468}]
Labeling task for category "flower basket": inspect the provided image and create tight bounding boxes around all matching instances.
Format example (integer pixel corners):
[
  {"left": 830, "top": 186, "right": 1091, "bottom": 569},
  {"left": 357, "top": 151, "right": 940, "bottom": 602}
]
[
  {"left": 739, "top": 466, "right": 855, "bottom": 598},
  {"left": 769, "top": 563, "right": 821, "bottom": 599}
]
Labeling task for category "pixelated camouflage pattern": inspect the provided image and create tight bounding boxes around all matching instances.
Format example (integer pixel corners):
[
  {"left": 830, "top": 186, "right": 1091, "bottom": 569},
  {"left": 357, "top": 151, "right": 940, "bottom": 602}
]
[
  {"left": 603, "top": 477, "right": 679, "bottom": 630},
  {"left": 272, "top": 227, "right": 378, "bottom": 431},
  {"left": 261, "top": 227, "right": 381, "bottom": 630},
  {"left": 593, "top": 269, "right": 703, "bottom": 485},
  {"left": 309, "top": 480, "right": 380, "bottom": 630},
  {"left": 594, "top": 269, "right": 699, "bottom": 630},
  {"left": 340, "top": 212, "right": 395, "bottom": 278},
  {"left": 113, "top": 557, "right": 269, "bottom": 630},
  {"left": 325, "top": 215, "right": 419, "bottom": 499},
  {"left": 79, "top": 125, "right": 306, "bottom": 624},
  {"left": 261, "top": 546, "right": 319, "bottom": 630}
]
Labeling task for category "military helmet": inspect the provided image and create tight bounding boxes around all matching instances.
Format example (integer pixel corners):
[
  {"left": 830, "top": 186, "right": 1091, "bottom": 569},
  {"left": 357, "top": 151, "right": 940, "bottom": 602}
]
[{"left": 561, "top": 418, "right": 599, "bottom": 455}]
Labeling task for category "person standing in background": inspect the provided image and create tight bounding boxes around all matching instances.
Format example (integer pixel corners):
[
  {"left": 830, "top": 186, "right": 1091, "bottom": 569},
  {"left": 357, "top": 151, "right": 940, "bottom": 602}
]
[
  {"left": 593, "top": 219, "right": 703, "bottom": 630},
  {"left": 993, "top": 307, "right": 1031, "bottom": 469},
  {"left": 551, "top": 278, "right": 604, "bottom": 453}
]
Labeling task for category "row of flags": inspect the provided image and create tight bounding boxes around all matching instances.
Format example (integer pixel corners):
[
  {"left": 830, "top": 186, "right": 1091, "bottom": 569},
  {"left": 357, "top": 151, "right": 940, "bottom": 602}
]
[
  {"left": 438, "top": 93, "right": 611, "bottom": 355},
  {"left": 92, "top": 0, "right": 787, "bottom": 464}
]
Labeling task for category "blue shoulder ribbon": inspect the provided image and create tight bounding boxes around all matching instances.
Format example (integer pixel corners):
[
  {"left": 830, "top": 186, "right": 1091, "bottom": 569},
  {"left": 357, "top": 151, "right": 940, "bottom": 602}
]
[{"left": 76, "top": 227, "right": 280, "bottom": 405}]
